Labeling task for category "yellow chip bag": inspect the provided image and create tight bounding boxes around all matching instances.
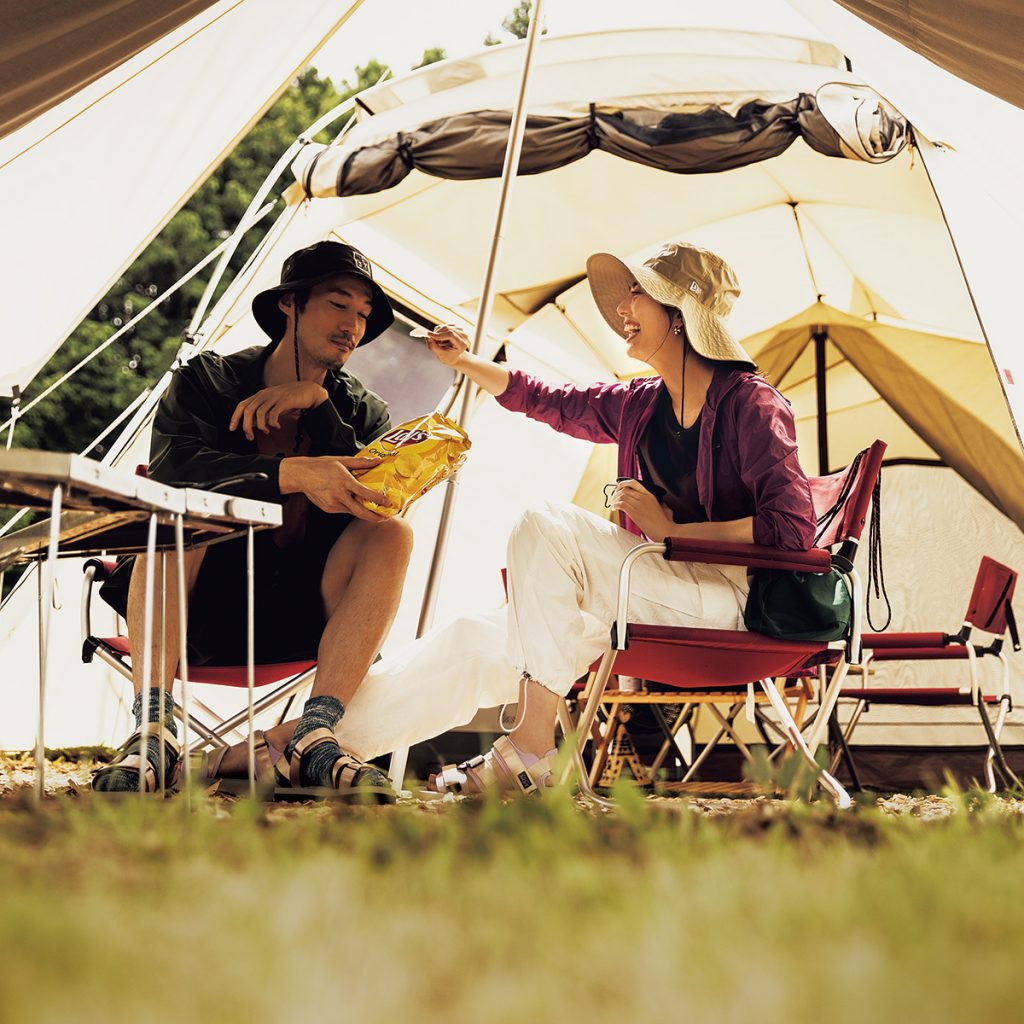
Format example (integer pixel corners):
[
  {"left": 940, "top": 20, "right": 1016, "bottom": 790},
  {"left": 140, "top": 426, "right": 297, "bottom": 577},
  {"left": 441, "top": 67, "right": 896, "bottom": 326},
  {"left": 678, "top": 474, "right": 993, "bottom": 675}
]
[{"left": 353, "top": 412, "right": 471, "bottom": 516}]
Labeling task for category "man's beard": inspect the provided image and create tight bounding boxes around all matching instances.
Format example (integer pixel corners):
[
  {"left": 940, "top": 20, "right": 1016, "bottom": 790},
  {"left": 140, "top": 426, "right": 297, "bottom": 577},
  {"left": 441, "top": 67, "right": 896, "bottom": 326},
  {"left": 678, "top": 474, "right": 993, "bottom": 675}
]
[
  {"left": 315, "top": 349, "right": 346, "bottom": 371},
  {"left": 300, "top": 333, "right": 349, "bottom": 371}
]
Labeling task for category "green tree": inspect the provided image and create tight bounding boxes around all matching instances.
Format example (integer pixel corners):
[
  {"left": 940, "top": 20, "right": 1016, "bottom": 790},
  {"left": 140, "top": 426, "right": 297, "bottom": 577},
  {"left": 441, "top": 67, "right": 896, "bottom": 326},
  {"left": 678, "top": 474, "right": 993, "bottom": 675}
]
[
  {"left": 502, "top": 2, "right": 545, "bottom": 40},
  {"left": 414, "top": 47, "right": 447, "bottom": 69}
]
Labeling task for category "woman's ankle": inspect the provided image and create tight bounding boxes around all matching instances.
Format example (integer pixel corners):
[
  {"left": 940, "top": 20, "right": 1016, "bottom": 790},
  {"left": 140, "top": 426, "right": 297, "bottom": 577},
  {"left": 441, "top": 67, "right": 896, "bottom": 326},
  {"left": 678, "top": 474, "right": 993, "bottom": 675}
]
[{"left": 508, "top": 728, "right": 556, "bottom": 760}]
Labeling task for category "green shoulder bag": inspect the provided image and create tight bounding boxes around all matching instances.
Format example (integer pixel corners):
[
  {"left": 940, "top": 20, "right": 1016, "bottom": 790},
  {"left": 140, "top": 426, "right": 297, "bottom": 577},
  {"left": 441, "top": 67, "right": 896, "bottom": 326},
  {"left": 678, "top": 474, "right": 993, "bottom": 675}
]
[{"left": 743, "top": 568, "right": 852, "bottom": 642}]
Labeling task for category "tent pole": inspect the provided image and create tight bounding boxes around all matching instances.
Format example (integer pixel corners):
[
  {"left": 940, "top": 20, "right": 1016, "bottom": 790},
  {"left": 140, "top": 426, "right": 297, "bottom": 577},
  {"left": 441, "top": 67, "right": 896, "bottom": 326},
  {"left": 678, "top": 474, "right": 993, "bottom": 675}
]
[
  {"left": 391, "top": 0, "right": 546, "bottom": 790},
  {"left": 413, "top": 0, "right": 546, "bottom": 640},
  {"left": 813, "top": 329, "right": 829, "bottom": 475}
]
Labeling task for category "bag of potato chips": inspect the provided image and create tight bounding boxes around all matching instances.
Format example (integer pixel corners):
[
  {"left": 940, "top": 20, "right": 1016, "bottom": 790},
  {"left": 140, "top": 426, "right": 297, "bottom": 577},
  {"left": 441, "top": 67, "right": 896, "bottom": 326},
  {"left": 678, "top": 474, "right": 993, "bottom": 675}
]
[{"left": 353, "top": 412, "right": 471, "bottom": 517}]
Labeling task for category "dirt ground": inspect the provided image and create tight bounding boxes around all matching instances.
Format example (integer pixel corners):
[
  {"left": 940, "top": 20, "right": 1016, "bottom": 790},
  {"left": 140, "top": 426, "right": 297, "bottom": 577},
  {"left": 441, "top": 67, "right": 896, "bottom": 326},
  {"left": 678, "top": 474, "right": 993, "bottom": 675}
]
[{"left": 4, "top": 751, "right": 1022, "bottom": 820}]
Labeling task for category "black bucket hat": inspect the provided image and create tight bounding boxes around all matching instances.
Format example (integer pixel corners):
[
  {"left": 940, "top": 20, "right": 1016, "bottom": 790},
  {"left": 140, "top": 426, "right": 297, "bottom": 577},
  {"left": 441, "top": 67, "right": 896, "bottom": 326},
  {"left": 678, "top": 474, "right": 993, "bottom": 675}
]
[{"left": 251, "top": 240, "right": 395, "bottom": 344}]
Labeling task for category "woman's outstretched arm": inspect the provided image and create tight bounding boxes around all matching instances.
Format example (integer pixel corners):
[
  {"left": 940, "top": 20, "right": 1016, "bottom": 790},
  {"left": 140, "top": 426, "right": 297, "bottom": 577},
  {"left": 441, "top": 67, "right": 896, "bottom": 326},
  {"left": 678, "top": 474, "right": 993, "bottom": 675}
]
[{"left": 425, "top": 326, "right": 509, "bottom": 396}]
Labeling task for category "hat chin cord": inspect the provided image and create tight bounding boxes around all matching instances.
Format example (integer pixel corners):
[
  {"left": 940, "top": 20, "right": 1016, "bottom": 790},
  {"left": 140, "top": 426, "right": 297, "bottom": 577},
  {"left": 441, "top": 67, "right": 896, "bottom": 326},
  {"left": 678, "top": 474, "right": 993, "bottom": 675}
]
[{"left": 291, "top": 309, "right": 306, "bottom": 454}]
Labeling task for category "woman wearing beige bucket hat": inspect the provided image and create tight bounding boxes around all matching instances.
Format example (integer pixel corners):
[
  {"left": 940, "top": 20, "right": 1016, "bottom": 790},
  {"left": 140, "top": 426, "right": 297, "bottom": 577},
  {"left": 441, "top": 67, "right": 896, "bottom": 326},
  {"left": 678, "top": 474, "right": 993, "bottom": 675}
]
[{"left": 422, "top": 241, "right": 816, "bottom": 795}]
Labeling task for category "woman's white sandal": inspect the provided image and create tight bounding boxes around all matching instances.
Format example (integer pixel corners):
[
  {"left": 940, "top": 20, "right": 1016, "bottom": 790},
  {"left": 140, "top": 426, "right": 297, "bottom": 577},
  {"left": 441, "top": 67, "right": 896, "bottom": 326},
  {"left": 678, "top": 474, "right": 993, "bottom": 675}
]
[{"left": 429, "top": 735, "right": 554, "bottom": 797}]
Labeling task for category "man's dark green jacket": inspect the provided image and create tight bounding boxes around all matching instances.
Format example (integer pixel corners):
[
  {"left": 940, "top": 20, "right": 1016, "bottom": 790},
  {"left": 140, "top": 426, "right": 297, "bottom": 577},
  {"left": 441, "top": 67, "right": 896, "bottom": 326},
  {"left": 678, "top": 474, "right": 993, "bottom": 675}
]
[
  {"left": 99, "top": 342, "right": 389, "bottom": 615},
  {"left": 149, "top": 342, "right": 391, "bottom": 498}
]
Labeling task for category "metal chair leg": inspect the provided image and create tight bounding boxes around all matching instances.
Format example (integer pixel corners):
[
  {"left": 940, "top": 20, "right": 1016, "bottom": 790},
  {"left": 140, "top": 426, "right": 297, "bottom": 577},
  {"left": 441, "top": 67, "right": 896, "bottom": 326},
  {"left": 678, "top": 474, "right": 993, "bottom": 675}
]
[
  {"left": 758, "top": 676, "right": 852, "bottom": 809},
  {"left": 978, "top": 695, "right": 1021, "bottom": 792},
  {"left": 559, "top": 697, "right": 611, "bottom": 808},
  {"left": 827, "top": 709, "right": 863, "bottom": 793}
]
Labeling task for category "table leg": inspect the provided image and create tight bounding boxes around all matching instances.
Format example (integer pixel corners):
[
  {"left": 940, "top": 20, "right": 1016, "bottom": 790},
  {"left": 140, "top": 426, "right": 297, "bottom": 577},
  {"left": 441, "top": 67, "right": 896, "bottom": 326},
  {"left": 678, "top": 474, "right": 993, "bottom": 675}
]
[
  {"left": 246, "top": 524, "right": 255, "bottom": 796},
  {"left": 138, "top": 513, "right": 158, "bottom": 794},
  {"left": 175, "top": 515, "right": 192, "bottom": 810},
  {"left": 34, "top": 484, "right": 62, "bottom": 805},
  {"left": 157, "top": 553, "right": 167, "bottom": 796}
]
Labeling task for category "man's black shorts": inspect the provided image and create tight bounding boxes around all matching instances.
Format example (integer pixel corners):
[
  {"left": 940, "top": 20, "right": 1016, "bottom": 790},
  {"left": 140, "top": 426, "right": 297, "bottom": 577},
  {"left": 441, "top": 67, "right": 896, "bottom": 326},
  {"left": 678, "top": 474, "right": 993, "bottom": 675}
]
[{"left": 100, "top": 513, "right": 351, "bottom": 666}]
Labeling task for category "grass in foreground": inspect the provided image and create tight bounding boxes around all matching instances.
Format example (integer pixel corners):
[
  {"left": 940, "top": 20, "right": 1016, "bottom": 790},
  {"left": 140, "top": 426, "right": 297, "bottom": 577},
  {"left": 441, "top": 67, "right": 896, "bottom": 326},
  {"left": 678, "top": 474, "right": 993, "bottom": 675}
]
[{"left": 0, "top": 788, "right": 1022, "bottom": 1024}]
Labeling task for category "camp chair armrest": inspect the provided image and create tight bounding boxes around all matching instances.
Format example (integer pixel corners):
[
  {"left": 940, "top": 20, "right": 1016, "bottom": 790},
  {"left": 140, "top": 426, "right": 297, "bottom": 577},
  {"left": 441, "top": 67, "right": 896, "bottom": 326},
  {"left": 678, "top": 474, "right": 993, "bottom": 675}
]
[{"left": 664, "top": 537, "right": 833, "bottom": 573}]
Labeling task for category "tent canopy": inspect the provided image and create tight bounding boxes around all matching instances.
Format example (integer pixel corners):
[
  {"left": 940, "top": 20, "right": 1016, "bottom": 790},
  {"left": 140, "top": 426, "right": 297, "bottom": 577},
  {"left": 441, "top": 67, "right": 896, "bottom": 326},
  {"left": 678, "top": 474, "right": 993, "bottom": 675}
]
[
  {"left": 180, "top": 26, "right": 1021, "bottom": 530},
  {"left": 3, "top": 7, "right": 1024, "bottom": 751}
]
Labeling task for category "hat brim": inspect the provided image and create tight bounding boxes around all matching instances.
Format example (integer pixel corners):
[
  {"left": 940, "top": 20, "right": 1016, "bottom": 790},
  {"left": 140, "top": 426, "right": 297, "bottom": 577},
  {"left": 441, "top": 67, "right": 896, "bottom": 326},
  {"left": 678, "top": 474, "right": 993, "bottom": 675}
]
[
  {"left": 586, "top": 252, "right": 754, "bottom": 367},
  {"left": 251, "top": 270, "right": 395, "bottom": 345}
]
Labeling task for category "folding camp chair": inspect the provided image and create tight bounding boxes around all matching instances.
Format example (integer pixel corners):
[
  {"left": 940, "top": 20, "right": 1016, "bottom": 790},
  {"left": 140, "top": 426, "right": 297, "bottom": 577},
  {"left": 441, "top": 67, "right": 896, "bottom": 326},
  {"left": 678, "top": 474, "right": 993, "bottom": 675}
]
[
  {"left": 81, "top": 557, "right": 317, "bottom": 761},
  {"left": 831, "top": 556, "right": 1020, "bottom": 792},
  {"left": 568, "top": 440, "right": 887, "bottom": 810}
]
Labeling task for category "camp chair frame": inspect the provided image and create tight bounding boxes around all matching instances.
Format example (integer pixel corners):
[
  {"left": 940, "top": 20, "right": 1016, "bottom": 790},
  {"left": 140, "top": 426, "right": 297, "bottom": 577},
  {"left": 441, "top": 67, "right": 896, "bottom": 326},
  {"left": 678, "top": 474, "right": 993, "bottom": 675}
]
[
  {"left": 567, "top": 440, "right": 887, "bottom": 809},
  {"left": 582, "top": 676, "right": 816, "bottom": 790},
  {"left": 831, "top": 556, "right": 1021, "bottom": 792},
  {"left": 81, "top": 557, "right": 316, "bottom": 757}
]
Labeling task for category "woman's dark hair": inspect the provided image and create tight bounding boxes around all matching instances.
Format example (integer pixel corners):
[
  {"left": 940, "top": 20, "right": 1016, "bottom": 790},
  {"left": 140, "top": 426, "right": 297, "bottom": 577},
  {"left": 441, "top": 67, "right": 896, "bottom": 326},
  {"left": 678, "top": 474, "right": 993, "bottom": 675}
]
[{"left": 662, "top": 302, "right": 760, "bottom": 375}]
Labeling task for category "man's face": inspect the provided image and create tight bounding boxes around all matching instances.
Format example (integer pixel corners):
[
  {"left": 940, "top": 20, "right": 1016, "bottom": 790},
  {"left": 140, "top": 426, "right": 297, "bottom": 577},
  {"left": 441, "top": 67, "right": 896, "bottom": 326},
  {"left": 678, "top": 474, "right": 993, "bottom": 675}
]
[{"left": 279, "top": 273, "right": 373, "bottom": 370}]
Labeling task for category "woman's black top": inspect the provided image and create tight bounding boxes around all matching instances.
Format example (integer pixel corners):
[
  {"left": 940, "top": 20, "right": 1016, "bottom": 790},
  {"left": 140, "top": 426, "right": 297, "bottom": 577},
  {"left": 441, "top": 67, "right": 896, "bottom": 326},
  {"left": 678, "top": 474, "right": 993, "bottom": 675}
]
[{"left": 637, "top": 386, "right": 708, "bottom": 525}]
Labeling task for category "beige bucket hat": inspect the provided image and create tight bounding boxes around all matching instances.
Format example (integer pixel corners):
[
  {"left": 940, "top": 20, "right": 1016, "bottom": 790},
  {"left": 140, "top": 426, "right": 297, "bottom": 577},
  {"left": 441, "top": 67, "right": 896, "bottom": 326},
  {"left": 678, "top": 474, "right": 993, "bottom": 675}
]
[{"left": 586, "top": 241, "right": 754, "bottom": 367}]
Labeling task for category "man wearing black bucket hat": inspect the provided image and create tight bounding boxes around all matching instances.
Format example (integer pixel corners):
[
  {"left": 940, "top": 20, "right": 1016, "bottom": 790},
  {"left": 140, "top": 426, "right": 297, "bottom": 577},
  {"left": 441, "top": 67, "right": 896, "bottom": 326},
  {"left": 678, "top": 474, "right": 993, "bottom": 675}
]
[{"left": 95, "top": 241, "right": 411, "bottom": 799}]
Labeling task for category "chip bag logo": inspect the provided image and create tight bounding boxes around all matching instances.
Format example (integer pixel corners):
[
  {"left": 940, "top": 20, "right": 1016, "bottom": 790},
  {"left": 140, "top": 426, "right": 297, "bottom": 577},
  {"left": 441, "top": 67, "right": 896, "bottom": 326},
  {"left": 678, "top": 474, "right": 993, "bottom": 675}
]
[
  {"left": 378, "top": 428, "right": 430, "bottom": 449},
  {"left": 355, "top": 413, "right": 471, "bottom": 517}
]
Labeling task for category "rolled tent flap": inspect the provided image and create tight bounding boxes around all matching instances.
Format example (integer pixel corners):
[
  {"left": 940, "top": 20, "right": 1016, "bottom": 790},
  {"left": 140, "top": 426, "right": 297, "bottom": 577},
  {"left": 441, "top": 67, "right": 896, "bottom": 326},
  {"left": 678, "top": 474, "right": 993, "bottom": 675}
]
[{"left": 293, "top": 91, "right": 907, "bottom": 198}]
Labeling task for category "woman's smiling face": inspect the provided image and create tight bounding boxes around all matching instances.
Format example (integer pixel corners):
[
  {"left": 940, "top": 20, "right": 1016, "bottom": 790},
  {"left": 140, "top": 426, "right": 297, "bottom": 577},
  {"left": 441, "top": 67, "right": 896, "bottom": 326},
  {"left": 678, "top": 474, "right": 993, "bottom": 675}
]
[{"left": 615, "top": 280, "right": 675, "bottom": 362}]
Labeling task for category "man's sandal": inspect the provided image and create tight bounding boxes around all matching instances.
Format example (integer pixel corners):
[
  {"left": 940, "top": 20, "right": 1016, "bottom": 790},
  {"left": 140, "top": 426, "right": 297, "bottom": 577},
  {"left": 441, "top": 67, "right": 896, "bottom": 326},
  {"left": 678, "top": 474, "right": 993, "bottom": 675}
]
[
  {"left": 91, "top": 726, "right": 181, "bottom": 793},
  {"left": 426, "top": 735, "right": 555, "bottom": 798},
  {"left": 195, "top": 730, "right": 281, "bottom": 797},
  {"left": 274, "top": 728, "right": 396, "bottom": 804}
]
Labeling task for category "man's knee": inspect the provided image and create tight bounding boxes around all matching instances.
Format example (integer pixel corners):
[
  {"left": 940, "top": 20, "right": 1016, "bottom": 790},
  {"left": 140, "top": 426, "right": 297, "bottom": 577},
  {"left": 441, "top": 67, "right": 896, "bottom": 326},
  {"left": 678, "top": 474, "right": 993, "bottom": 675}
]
[
  {"left": 361, "top": 516, "right": 414, "bottom": 561},
  {"left": 337, "top": 516, "right": 414, "bottom": 573}
]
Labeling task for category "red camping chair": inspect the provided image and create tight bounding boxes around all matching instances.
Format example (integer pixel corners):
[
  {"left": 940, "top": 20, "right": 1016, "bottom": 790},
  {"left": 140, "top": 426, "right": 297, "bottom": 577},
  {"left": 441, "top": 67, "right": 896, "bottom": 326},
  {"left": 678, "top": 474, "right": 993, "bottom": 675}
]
[
  {"left": 568, "top": 440, "right": 888, "bottom": 810},
  {"left": 80, "top": 462, "right": 318, "bottom": 762},
  {"left": 832, "top": 556, "right": 1020, "bottom": 792},
  {"left": 81, "top": 557, "right": 317, "bottom": 757}
]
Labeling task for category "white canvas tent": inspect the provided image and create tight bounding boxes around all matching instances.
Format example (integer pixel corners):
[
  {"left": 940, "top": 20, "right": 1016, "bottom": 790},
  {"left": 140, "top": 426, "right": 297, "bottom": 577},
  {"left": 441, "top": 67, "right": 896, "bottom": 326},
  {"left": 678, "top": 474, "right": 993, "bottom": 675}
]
[
  {"left": 0, "top": 0, "right": 362, "bottom": 397},
  {"left": 1, "top": 3, "right": 1023, "bottom": 759}
]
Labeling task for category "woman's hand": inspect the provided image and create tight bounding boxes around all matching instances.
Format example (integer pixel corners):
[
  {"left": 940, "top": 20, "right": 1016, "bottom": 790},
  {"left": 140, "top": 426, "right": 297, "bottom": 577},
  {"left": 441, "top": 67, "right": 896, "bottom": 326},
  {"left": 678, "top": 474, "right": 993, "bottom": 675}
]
[
  {"left": 229, "top": 381, "right": 328, "bottom": 440},
  {"left": 425, "top": 325, "right": 470, "bottom": 367},
  {"left": 609, "top": 480, "right": 673, "bottom": 542}
]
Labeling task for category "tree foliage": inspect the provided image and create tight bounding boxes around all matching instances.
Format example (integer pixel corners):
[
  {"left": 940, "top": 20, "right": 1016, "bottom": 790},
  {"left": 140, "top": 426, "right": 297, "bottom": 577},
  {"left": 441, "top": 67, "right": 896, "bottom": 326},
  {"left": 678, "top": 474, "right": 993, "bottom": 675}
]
[{"left": 502, "top": 2, "right": 544, "bottom": 40}]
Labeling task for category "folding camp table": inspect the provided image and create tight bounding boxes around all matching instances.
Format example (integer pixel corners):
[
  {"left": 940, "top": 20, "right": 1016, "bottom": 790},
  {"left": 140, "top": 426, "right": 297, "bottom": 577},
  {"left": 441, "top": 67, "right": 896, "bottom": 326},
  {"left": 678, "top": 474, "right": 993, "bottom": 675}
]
[{"left": 0, "top": 449, "right": 281, "bottom": 803}]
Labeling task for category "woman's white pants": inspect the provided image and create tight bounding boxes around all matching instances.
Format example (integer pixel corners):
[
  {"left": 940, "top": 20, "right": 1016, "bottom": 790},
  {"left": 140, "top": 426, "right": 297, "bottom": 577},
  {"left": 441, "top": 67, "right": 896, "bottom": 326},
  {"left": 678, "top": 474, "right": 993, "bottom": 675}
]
[{"left": 337, "top": 503, "right": 749, "bottom": 760}]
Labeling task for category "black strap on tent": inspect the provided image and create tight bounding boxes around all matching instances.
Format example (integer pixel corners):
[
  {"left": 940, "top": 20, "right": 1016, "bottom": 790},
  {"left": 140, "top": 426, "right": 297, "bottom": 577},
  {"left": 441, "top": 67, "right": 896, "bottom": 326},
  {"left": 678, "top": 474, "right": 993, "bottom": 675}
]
[{"left": 866, "top": 472, "right": 891, "bottom": 631}]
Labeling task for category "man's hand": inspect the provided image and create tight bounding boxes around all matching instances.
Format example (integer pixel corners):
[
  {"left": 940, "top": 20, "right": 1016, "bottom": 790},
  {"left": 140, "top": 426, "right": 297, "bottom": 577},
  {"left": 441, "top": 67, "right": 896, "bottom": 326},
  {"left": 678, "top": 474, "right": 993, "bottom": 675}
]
[
  {"left": 229, "top": 381, "right": 329, "bottom": 440},
  {"left": 609, "top": 480, "right": 673, "bottom": 542},
  {"left": 425, "top": 325, "right": 470, "bottom": 368},
  {"left": 280, "top": 456, "right": 393, "bottom": 522}
]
